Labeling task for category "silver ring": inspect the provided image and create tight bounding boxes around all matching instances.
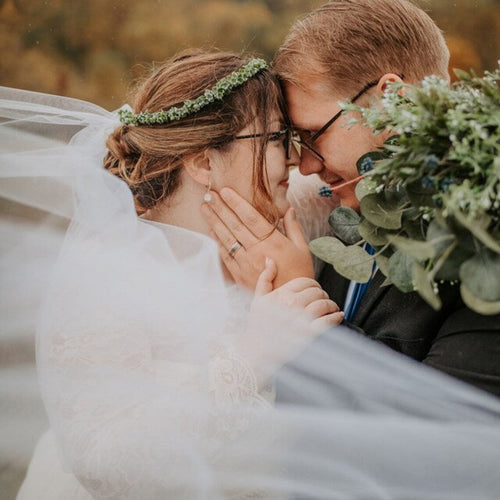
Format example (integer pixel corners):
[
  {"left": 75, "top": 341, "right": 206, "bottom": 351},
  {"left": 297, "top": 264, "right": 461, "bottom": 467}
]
[{"left": 228, "top": 241, "right": 242, "bottom": 257}]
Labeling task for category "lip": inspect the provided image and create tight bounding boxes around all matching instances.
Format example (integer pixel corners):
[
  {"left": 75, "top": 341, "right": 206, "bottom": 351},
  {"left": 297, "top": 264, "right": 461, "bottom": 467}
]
[{"left": 279, "top": 180, "right": 289, "bottom": 188}]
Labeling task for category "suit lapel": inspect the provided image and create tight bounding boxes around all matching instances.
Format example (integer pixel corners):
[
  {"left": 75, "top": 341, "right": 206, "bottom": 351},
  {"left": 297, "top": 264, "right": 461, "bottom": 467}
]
[
  {"left": 352, "top": 270, "right": 389, "bottom": 324},
  {"left": 319, "top": 264, "right": 350, "bottom": 309}
]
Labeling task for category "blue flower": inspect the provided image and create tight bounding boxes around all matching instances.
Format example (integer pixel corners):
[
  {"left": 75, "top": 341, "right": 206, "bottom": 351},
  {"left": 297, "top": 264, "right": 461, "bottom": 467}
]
[
  {"left": 359, "top": 156, "right": 374, "bottom": 174},
  {"left": 421, "top": 175, "right": 436, "bottom": 189},
  {"left": 424, "top": 154, "right": 440, "bottom": 170},
  {"left": 440, "top": 177, "right": 455, "bottom": 191}
]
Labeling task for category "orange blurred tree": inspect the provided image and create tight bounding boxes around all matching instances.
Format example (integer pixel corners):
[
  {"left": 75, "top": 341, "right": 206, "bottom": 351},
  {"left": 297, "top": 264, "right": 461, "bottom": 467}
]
[{"left": 1, "top": 0, "right": 498, "bottom": 108}]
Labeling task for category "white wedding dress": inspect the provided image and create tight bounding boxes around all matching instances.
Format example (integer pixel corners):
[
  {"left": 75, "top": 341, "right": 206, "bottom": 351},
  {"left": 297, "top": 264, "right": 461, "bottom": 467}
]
[{"left": 2, "top": 87, "right": 500, "bottom": 499}]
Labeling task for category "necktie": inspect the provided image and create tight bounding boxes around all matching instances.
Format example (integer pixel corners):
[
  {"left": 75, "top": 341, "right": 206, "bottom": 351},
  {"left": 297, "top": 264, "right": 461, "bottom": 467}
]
[{"left": 343, "top": 244, "right": 376, "bottom": 322}]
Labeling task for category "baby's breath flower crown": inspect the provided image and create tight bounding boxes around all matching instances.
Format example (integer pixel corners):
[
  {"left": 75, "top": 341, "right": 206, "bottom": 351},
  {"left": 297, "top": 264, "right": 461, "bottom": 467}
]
[
  {"left": 310, "top": 64, "right": 500, "bottom": 315},
  {"left": 118, "top": 58, "right": 268, "bottom": 126}
]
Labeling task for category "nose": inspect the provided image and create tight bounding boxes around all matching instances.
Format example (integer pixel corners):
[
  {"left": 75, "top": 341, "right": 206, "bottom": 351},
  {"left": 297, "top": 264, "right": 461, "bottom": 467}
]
[{"left": 298, "top": 149, "right": 324, "bottom": 176}]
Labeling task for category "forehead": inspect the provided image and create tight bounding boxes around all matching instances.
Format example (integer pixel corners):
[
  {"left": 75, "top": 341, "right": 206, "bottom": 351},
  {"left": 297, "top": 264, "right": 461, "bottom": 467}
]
[{"left": 284, "top": 80, "right": 341, "bottom": 130}]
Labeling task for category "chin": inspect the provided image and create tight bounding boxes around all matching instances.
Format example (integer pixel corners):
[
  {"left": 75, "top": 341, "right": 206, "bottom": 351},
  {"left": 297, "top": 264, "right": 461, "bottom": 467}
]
[{"left": 339, "top": 196, "right": 360, "bottom": 213}]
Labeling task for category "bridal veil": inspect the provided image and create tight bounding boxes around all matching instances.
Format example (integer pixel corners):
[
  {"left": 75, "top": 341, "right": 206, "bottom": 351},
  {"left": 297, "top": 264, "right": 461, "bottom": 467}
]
[{"left": 1, "top": 87, "right": 500, "bottom": 499}]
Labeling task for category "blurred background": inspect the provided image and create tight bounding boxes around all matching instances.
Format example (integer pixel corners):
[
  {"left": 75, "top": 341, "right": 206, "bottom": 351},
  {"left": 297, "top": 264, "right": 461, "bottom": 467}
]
[
  {"left": 0, "top": 1, "right": 499, "bottom": 498},
  {"left": 1, "top": 0, "right": 499, "bottom": 110}
]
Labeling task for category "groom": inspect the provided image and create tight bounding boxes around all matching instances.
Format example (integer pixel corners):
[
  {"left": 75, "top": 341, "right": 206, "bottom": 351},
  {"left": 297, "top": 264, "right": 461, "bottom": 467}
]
[{"left": 204, "top": 0, "right": 500, "bottom": 397}]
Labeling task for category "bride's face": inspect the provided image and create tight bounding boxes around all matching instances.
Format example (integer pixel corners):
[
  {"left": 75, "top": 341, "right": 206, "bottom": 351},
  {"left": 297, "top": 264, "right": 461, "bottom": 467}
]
[{"left": 211, "top": 118, "right": 299, "bottom": 217}]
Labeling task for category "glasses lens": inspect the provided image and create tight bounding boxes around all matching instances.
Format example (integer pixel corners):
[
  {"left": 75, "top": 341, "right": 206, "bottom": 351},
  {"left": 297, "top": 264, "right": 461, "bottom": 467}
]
[{"left": 291, "top": 132, "right": 324, "bottom": 162}]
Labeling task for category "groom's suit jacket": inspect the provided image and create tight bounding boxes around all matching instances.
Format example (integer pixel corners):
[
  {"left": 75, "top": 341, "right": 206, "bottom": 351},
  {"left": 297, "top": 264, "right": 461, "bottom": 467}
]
[{"left": 319, "top": 264, "right": 500, "bottom": 397}]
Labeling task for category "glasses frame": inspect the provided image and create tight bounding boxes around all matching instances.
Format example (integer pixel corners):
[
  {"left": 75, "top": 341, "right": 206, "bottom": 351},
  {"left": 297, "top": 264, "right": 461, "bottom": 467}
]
[
  {"left": 293, "top": 79, "right": 380, "bottom": 162},
  {"left": 233, "top": 128, "right": 293, "bottom": 159}
]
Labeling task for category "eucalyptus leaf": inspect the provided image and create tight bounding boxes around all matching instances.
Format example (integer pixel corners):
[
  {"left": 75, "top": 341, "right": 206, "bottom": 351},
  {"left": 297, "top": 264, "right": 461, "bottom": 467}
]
[
  {"left": 375, "top": 254, "right": 390, "bottom": 277},
  {"left": 406, "top": 181, "right": 436, "bottom": 208},
  {"left": 355, "top": 178, "right": 374, "bottom": 202},
  {"left": 328, "top": 207, "right": 361, "bottom": 244},
  {"left": 412, "top": 264, "right": 442, "bottom": 311},
  {"left": 309, "top": 237, "right": 345, "bottom": 265},
  {"left": 387, "top": 250, "right": 415, "bottom": 293},
  {"left": 387, "top": 234, "right": 436, "bottom": 260},
  {"left": 359, "top": 193, "right": 404, "bottom": 230},
  {"left": 459, "top": 249, "right": 500, "bottom": 301},
  {"left": 453, "top": 211, "right": 500, "bottom": 254},
  {"left": 434, "top": 243, "right": 474, "bottom": 281},
  {"left": 426, "top": 219, "right": 456, "bottom": 255},
  {"left": 358, "top": 218, "right": 389, "bottom": 246},
  {"left": 333, "top": 245, "right": 374, "bottom": 283},
  {"left": 460, "top": 284, "right": 500, "bottom": 316}
]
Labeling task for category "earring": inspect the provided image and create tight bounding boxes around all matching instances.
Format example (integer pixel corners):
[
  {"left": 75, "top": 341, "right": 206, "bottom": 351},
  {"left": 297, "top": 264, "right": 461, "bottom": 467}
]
[{"left": 203, "top": 181, "right": 212, "bottom": 202}]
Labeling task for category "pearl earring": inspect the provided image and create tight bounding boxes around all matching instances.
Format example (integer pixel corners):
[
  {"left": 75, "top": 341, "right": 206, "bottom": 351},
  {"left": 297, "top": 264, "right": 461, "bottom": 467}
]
[{"left": 203, "top": 181, "right": 212, "bottom": 203}]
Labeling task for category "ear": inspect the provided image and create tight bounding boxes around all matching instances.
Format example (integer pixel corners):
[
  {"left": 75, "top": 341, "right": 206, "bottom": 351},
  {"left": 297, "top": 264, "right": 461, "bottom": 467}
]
[
  {"left": 183, "top": 149, "right": 213, "bottom": 187},
  {"left": 376, "top": 73, "right": 404, "bottom": 95}
]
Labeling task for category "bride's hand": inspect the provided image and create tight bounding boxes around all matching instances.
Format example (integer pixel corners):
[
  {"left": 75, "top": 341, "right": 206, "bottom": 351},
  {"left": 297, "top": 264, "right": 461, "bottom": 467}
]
[
  {"left": 252, "top": 257, "right": 343, "bottom": 331},
  {"left": 201, "top": 188, "right": 314, "bottom": 290}
]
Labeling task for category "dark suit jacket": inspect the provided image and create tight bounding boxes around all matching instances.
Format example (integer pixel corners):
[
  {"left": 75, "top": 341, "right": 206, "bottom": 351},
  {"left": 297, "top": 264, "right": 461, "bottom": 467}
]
[{"left": 319, "top": 264, "right": 500, "bottom": 397}]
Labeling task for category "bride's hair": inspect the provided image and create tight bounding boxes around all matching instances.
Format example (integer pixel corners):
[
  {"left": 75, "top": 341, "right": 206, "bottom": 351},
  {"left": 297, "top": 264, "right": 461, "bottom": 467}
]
[{"left": 104, "top": 49, "right": 288, "bottom": 221}]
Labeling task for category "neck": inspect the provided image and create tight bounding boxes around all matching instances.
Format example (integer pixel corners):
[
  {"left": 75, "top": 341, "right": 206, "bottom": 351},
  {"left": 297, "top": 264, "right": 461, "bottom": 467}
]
[{"left": 141, "top": 180, "right": 234, "bottom": 283}]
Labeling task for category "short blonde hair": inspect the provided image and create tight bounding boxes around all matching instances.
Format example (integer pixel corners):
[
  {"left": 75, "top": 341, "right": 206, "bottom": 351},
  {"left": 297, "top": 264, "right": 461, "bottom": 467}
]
[{"left": 273, "top": 0, "right": 450, "bottom": 95}]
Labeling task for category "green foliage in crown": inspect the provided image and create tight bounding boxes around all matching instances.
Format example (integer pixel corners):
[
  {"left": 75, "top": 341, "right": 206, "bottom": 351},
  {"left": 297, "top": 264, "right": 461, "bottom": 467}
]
[
  {"left": 118, "top": 58, "right": 268, "bottom": 126},
  {"left": 310, "top": 64, "right": 500, "bottom": 315}
]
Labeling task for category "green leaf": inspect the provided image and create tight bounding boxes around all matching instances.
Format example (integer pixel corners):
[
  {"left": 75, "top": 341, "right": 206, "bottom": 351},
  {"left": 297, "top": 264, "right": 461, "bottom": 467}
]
[
  {"left": 358, "top": 218, "right": 389, "bottom": 246},
  {"left": 387, "top": 250, "right": 415, "bottom": 293},
  {"left": 359, "top": 192, "right": 404, "bottom": 230},
  {"left": 453, "top": 211, "right": 500, "bottom": 254},
  {"left": 334, "top": 245, "right": 374, "bottom": 283},
  {"left": 406, "top": 181, "right": 436, "bottom": 208},
  {"left": 460, "top": 284, "right": 500, "bottom": 316},
  {"left": 412, "top": 264, "right": 442, "bottom": 311},
  {"left": 387, "top": 234, "right": 436, "bottom": 260},
  {"left": 355, "top": 178, "right": 374, "bottom": 202},
  {"left": 459, "top": 248, "right": 500, "bottom": 301},
  {"left": 435, "top": 244, "right": 474, "bottom": 281},
  {"left": 309, "top": 237, "right": 345, "bottom": 265},
  {"left": 328, "top": 207, "right": 361, "bottom": 245},
  {"left": 375, "top": 253, "right": 390, "bottom": 277},
  {"left": 426, "top": 219, "right": 456, "bottom": 255}
]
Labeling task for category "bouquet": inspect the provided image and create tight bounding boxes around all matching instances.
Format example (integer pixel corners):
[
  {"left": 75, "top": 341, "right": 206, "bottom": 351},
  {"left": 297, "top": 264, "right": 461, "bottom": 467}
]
[{"left": 310, "top": 65, "right": 500, "bottom": 315}]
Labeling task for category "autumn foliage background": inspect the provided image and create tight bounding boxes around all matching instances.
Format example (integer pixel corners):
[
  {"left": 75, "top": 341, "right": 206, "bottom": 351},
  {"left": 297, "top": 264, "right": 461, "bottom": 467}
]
[{"left": 0, "top": 0, "right": 499, "bottom": 110}]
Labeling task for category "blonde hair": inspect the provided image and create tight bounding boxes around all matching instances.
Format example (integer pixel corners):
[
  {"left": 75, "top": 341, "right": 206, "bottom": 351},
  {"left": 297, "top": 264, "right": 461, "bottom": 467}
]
[
  {"left": 104, "top": 50, "right": 286, "bottom": 223},
  {"left": 273, "top": 0, "right": 450, "bottom": 95}
]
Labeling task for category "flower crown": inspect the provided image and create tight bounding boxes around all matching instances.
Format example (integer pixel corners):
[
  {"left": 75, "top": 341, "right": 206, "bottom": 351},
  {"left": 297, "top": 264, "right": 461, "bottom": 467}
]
[{"left": 118, "top": 58, "right": 269, "bottom": 126}]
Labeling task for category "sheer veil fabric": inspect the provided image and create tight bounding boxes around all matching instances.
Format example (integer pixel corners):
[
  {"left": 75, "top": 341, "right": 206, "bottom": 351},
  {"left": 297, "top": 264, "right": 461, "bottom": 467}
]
[{"left": 1, "top": 86, "right": 500, "bottom": 499}]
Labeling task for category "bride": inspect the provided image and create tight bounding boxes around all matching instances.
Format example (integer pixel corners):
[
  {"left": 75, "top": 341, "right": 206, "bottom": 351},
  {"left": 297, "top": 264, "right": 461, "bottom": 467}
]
[{"left": 2, "top": 50, "right": 500, "bottom": 499}]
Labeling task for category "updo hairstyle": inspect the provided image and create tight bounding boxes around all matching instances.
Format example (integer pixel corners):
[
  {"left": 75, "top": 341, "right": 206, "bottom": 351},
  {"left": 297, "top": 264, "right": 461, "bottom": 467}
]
[{"left": 104, "top": 50, "right": 288, "bottom": 222}]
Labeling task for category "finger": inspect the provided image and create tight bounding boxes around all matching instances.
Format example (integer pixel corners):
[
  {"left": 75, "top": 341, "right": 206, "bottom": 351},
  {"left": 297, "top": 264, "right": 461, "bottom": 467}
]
[
  {"left": 282, "top": 207, "right": 309, "bottom": 250},
  {"left": 291, "top": 287, "right": 330, "bottom": 309},
  {"left": 305, "top": 298, "right": 340, "bottom": 318},
  {"left": 255, "top": 257, "right": 277, "bottom": 297},
  {"left": 204, "top": 191, "right": 260, "bottom": 249},
  {"left": 279, "top": 277, "right": 323, "bottom": 293},
  {"left": 219, "top": 187, "right": 275, "bottom": 241},
  {"left": 310, "top": 311, "right": 344, "bottom": 333},
  {"left": 201, "top": 203, "right": 243, "bottom": 253}
]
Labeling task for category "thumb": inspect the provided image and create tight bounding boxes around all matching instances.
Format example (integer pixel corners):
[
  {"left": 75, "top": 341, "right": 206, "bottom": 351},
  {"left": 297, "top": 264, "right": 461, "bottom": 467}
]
[
  {"left": 283, "top": 207, "right": 308, "bottom": 248},
  {"left": 255, "top": 257, "right": 277, "bottom": 296}
]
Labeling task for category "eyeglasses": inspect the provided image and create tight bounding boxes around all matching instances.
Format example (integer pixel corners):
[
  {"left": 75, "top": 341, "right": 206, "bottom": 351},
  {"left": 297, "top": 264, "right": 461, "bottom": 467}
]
[
  {"left": 234, "top": 128, "right": 293, "bottom": 159},
  {"left": 293, "top": 79, "right": 380, "bottom": 162}
]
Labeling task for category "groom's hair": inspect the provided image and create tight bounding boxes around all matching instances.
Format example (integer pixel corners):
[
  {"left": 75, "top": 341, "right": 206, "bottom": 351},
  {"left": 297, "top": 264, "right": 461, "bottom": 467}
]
[{"left": 273, "top": 0, "right": 450, "bottom": 95}]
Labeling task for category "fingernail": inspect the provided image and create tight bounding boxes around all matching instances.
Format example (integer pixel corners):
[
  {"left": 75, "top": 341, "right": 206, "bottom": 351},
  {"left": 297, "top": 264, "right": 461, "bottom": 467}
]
[{"left": 265, "top": 257, "right": 272, "bottom": 266}]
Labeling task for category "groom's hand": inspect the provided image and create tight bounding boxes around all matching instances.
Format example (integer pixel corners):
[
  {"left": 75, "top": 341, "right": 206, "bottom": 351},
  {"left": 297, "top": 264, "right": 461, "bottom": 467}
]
[{"left": 201, "top": 187, "right": 314, "bottom": 290}]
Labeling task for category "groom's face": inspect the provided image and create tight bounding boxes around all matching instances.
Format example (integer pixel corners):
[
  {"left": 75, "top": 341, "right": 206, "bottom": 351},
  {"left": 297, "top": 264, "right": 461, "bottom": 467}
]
[{"left": 284, "top": 78, "right": 379, "bottom": 212}]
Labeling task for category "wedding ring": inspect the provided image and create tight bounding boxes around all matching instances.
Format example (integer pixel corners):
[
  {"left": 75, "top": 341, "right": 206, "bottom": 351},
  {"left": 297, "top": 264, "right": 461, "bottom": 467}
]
[{"left": 228, "top": 241, "right": 242, "bottom": 257}]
